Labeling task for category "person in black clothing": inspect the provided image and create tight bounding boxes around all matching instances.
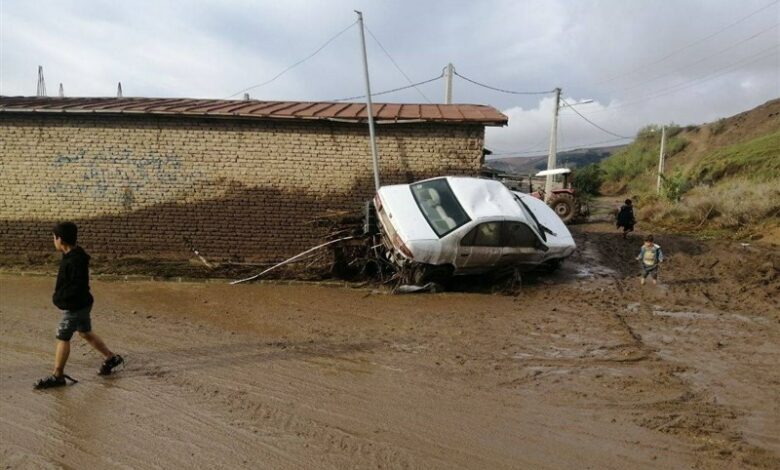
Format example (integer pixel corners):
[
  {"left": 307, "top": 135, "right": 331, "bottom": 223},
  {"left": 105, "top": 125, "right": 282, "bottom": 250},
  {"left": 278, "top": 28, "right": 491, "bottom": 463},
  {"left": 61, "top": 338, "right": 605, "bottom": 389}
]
[
  {"left": 34, "top": 222, "right": 123, "bottom": 389},
  {"left": 616, "top": 199, "right": 636, "bottom": 239}
]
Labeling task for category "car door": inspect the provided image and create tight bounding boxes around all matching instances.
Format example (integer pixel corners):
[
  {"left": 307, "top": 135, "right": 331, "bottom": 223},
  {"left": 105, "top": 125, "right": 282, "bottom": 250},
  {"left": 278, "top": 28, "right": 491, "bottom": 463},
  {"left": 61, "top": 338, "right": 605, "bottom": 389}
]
[
  {"left": 500, "top": 222, "right": 547, "bottom": 268},
  {"left": 455, "top": 221, "right": 503, "bottom": 272}
]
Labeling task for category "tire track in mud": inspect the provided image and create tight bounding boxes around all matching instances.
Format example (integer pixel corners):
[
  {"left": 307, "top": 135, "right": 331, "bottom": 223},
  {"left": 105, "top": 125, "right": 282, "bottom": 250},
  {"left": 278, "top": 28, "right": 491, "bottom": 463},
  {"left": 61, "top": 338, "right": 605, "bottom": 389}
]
[
  {"left": 130, "top": 338, "right": 536, "bottom": 470},
  {"left": 117, "top": 337, "right": 438, "bottom": 469},
  {"left": 2, "top": 240, "right": 778, "bottom": 470},
  {"left": 571, "top": 226, "right": 780, "bottom": 469}
]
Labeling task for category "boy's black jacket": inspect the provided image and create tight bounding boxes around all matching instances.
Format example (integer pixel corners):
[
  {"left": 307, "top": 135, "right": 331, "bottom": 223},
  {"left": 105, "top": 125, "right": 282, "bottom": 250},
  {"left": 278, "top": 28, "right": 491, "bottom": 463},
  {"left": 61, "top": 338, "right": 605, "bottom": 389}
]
[
  {"left": 53, "top": 246, "right": 94, "bottom": 311},
  {"left": 617, "top": 205, "right": 636, "bottom": 226}
]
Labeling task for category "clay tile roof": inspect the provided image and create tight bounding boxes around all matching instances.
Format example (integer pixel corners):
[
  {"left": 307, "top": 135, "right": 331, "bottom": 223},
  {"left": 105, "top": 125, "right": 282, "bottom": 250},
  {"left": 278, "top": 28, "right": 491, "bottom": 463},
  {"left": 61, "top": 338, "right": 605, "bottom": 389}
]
[{"left": 0, "top": 96, "right": 507, "bottom": 126}]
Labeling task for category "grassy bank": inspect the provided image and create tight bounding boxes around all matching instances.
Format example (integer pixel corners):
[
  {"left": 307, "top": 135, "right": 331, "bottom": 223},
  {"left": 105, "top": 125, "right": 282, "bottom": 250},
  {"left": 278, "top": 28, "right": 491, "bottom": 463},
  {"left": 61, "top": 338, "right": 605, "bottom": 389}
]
[{"left": 594, "top": 122, "right": 780, "bottom": 240}]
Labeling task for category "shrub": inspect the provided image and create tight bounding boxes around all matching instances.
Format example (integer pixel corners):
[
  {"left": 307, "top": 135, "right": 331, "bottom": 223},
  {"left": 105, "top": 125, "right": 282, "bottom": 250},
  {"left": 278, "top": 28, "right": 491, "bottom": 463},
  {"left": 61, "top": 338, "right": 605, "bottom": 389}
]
[
  {"left": 640, "top": 179, "right": 780, "bottom": 231},
  {"left": 660, "top": 171, "right": 692, "bottom": 202},
  {"left": 571, "top": 164, "right": 603, "bottom": 196}
]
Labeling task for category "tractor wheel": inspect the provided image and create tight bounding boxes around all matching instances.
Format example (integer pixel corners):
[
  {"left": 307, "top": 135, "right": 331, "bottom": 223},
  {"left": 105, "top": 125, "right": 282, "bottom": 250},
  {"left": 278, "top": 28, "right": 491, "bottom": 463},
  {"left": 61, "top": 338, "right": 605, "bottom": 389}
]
[{"left": 548, "top": 193, "right": 576, "bottom": 223}]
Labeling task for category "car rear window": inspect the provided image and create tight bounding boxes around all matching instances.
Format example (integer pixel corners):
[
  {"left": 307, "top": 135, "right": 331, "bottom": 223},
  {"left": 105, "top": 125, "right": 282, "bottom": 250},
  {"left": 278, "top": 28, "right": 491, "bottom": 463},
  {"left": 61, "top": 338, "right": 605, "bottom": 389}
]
[{"left": 410, "top": 179, "right": 471, "bottom": 237}]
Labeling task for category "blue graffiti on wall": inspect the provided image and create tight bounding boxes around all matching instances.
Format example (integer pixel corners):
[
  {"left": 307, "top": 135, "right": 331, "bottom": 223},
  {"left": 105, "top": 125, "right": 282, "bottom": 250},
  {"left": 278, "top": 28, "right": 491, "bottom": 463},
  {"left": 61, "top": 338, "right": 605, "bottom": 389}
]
[{"left": 50, "top": 150, "right": 203, "bottom": 208}]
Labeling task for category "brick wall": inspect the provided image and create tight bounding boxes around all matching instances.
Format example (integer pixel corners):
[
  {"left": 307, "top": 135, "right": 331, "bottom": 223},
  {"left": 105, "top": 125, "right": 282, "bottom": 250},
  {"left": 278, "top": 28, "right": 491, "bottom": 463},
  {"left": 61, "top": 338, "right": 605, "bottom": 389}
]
[{"left": 0, "top": 114, "right": 485, "bottom": 261}]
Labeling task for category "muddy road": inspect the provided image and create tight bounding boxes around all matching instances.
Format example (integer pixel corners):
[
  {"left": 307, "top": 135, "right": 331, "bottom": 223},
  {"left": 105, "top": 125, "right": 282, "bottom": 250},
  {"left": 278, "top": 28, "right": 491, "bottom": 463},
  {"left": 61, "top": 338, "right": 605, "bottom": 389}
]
[{"left": 1, "top": 223, "right": 778, "bottom": 469}]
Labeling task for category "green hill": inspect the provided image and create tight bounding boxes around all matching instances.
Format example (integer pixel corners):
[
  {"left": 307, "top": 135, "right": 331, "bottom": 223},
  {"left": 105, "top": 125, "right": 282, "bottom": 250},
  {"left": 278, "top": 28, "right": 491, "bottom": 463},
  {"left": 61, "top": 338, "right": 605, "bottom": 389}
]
[{"left": 598, "top": 99, "right": 780, "bottom": 239}]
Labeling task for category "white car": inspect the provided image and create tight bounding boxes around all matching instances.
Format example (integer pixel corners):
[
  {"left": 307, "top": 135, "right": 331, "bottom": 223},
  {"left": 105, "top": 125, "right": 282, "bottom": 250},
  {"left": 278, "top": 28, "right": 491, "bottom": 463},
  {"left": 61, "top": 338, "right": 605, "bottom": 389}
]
[{"left": 374, "top": 176, "right": 576, "bottom": 283}]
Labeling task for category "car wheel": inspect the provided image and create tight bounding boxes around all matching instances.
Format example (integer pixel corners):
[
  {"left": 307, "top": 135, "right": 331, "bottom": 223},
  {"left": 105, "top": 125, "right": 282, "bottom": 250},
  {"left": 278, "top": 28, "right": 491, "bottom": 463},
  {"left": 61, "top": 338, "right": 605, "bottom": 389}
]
[
  {"left": 548, "top": 193, "right": 576, "bottom": 224},
  {"left": 543, "top": 258, "right": 563, "bottom": 273},
  {"left": 413, "top": 264, "right": 452, "bottom": 286}
]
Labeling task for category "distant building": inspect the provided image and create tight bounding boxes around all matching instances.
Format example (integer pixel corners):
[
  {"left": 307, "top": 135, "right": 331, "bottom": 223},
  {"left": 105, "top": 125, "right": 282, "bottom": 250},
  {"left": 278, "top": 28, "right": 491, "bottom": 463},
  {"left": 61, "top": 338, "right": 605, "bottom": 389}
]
[{"left": 0, "top": 96, "right": 506, "bottom": 261}]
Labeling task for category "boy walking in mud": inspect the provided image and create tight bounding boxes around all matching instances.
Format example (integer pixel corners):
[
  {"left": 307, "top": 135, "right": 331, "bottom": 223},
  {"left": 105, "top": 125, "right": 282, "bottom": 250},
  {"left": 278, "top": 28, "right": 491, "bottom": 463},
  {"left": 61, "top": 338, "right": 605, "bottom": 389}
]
[
  {"left": 34, "top": 222, "right": 124, "bottom": 389},
  {"left": 616, "top": 199, "right": 636, "bottom": 239},
  {"left": 636, "top": 234, "right": 664, "bottom": 286}
]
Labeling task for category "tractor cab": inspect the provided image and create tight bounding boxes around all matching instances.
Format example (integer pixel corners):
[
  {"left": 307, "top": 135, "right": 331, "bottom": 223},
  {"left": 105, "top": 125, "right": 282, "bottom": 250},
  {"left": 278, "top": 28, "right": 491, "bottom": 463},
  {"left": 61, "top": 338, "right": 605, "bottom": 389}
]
[
  {"left": 536, "top": 168, "right": 574, "bottom": 193},
  {"left": 530, "top": 168, "right": 589, "bottom": 224}
]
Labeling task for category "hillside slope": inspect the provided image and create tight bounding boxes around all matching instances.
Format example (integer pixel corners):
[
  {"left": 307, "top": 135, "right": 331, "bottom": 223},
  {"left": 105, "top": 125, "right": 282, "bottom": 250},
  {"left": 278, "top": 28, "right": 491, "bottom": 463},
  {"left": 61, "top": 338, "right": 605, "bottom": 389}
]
[{"left": 599, "top": 99, "right": 780, "bottom": 240}]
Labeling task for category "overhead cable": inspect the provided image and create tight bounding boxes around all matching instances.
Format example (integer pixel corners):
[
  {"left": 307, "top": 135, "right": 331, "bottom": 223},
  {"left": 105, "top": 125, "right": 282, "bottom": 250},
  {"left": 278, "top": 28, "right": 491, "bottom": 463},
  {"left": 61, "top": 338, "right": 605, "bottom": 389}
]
[
  {"left": 453, "top": 71, "right": 555, "bottom": 95},
  {"left": 563, "top": 44, "right": 779, "bottom": 116},
  {"left": 331, "top": 73, "right": 444, "bottom": 101},
  {"left": 365, "top": 26, "right": 433, "bottom": 103},
  {"left": 227, "top": 20, "right": 357, "bottom": 98},
  {"left": 560, "top": 98, "right": 630, "bottom": 138},
  {"left": 488, "top": 137, "right": 632, "bottom": 157},
  {"left": 592, "top": 0, "right": 780, "bottom": 86},
  {"left": 613, "top": 22, "right": 780, "bottom": 95}
]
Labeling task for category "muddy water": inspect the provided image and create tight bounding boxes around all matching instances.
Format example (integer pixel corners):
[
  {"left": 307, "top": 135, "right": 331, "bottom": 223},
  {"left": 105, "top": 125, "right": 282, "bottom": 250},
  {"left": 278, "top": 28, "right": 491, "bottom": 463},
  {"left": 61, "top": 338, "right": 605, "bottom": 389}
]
[{"left": 1, "top": 225, "right": 778, "bottom": 469}]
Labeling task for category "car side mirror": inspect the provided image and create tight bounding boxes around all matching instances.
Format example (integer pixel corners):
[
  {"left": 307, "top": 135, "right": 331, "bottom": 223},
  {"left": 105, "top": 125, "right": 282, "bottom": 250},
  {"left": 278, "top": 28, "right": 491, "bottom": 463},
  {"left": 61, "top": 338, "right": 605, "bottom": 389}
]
[{"left": 536, "top": 241, "right": 549, "bottom": 252}]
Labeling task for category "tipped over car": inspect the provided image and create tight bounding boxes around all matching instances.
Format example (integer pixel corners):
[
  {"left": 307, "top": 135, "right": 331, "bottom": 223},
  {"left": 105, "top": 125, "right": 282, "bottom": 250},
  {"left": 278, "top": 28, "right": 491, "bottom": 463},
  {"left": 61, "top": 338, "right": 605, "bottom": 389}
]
[{"left": 374, "top": 176, "right": 576, "bottom": 284}]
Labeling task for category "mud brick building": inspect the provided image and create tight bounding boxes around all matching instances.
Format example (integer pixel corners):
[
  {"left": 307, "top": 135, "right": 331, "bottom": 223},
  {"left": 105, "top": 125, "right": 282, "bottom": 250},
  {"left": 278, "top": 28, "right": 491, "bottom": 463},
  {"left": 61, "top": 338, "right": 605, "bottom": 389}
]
[{"left": 0, "top": 96, "right": 507, "bottom": 261}]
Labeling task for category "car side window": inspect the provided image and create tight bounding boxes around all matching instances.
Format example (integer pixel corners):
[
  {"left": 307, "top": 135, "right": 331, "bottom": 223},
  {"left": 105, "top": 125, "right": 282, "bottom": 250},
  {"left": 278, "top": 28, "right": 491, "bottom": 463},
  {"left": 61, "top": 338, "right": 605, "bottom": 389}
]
[
  {"left": 461, "top": 222, "right": 501, "bottom": 247},
  {"left": 503, "top": 222, "right": 539, "bottom": 248}
]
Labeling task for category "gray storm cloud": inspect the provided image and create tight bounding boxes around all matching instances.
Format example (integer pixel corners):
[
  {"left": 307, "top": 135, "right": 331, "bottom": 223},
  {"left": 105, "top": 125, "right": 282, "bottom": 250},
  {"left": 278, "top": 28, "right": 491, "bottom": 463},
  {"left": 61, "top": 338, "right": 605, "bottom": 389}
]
[{"left": 1, "top": 0, "right": 777, "bottom": 153}]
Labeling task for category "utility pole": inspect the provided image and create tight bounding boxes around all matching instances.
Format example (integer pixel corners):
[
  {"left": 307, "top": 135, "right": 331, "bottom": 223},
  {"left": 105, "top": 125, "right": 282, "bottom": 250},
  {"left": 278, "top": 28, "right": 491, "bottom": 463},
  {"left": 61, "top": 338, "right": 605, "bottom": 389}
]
[
  {"left": 355, "top": 10, "right": 381, "bottom": 190},
  {"left": 544, "top": 87, "right": 561, "bottom": 202},
  {"left": 444, "top": 63, "right": 454, "bottom": 104},
  {"left": 36, "top": 66, "right": 46, "bottom": 96},
  {"left": 243, "top": 93, "right": 250, "bottom": 100},
  {"left": 58, "top": 83, "right": 64, "bottom": 97},
  {"left": 656, "top": 125, "right": 666, "bottom": 194},
  {"left": 117, "top": 82, "right": 123, "bottom": 98}
]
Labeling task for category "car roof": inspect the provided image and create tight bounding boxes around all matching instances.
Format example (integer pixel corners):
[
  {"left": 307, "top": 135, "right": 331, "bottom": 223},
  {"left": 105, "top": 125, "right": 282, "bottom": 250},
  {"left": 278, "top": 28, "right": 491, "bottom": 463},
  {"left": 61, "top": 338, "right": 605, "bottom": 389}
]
[{"left": 439, "top": 176, "right": 527, "bottom": 221}]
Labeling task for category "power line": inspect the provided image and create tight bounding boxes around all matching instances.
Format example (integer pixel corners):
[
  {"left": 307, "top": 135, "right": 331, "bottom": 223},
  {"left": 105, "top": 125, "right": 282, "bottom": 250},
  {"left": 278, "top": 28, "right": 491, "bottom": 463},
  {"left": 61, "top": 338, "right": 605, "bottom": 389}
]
[
  {"left": 227, "top": 20, "right": 357, "bottom": 98},
  {"left": 488, "top": 137, "right": 633, "bottom": 158},
  {"left": 611, "top": 22, "right": 780, "bottom": 96},
  {"left": 563, "top": 44, "right": 779, "bottom": 117},
  {"left": 488, "top": 134, "right": 549, "bottom": 156},
  {"left": 365, "top": 25, "right": 432, "bottom": 103},
  {"left": 331, "top": 72, "right": 444, "bottom": 101},
  {"left": 453, "top": 71, "right": 555, "bottom": 95},
  {"left": 560, "top": 98, "right": 630, "bottom": 138},
  {"left": 592, "top": 0, "right": 780, "bottom": 86}
]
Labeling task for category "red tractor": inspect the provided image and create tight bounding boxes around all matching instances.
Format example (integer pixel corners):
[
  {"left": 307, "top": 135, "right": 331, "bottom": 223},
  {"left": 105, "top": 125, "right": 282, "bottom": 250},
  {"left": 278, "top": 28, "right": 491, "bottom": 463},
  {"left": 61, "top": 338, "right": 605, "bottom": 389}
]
[{"left": 530, "top": 168, "right": 589, "bottom": 224}]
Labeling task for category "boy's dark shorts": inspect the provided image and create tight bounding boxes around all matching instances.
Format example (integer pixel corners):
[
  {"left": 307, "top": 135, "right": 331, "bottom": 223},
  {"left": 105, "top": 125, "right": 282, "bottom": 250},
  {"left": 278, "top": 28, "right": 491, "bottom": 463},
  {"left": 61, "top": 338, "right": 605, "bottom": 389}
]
[
  {"left": 641, "top": 264, "right": 659, "bottom": 279},
  {"left": 56, "top": 305, "right": 92, "bottom": 341}
]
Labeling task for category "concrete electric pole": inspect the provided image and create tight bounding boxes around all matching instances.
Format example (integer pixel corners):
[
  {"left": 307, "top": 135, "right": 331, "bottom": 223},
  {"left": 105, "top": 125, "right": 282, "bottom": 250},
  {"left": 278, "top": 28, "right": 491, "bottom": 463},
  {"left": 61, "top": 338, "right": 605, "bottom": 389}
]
[
  {"left": 36, "top": 66, "right": 46, "bottom": 97},
  {"left": 444, "top": 63, "right": 454, "bottom": 104},
  {"left": 355, "top": 10, "right": 381, "bottom": 190},
  {"left": 544, "top": 87, "right": 562, "bottom": 202},
  {"left": 657, "top": 125, "right": 667, "bottom": 194}
]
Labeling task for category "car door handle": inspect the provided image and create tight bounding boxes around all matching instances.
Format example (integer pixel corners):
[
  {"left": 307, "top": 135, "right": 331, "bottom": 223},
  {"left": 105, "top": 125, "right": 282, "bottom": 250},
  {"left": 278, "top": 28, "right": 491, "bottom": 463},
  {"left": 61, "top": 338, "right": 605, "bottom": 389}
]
[{"left": 460, "top": 254, "right": 469, "bottom": 257}]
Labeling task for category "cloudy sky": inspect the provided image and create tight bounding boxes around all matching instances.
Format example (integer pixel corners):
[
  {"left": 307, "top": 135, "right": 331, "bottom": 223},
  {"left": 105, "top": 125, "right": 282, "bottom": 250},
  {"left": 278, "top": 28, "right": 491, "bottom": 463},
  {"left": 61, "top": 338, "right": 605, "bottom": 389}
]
[{"left": 1, "top": 0, "right": 778, "bottom": 157}]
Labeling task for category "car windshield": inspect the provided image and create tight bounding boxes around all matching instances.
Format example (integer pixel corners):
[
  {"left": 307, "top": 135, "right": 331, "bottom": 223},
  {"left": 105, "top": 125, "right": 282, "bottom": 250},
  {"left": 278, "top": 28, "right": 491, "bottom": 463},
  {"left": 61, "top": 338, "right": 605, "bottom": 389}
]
[
  {"left": 410, "top": 179, "right": 471, "bottom": 237},
  {"left": 513, "top": 194, "right": 549, "bottom": 242}
]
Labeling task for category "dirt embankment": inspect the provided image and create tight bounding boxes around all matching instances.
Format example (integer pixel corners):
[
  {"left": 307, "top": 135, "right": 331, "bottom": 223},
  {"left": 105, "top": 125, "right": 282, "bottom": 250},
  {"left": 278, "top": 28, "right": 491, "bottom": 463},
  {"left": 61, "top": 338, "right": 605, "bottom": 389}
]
[{"left": 1, "top": 222, "right": 778, "bottom": 469}]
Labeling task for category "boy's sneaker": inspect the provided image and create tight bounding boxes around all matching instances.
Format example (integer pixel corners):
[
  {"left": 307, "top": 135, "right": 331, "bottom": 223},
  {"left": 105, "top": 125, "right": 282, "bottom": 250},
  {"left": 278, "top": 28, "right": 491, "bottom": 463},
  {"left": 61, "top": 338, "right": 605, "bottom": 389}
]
[
  {"left": 34, "top": 374, "right": 77, "bottom": 390},
  {"left": 98, "top": 355, "right": 124, "bottom": 376}
]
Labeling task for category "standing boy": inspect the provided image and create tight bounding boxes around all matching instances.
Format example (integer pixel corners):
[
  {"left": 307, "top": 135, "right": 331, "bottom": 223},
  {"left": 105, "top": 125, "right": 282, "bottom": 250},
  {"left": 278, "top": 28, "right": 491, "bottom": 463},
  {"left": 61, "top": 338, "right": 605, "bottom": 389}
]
[
  {"left": 34, "top": 222, "right": 123, "bottom": 389},
  {"left": 616, "top": 199, "right": 636, "bottom": 239},
  {"left": 636, "top": 234, "right": 664, "bottom": 286}
]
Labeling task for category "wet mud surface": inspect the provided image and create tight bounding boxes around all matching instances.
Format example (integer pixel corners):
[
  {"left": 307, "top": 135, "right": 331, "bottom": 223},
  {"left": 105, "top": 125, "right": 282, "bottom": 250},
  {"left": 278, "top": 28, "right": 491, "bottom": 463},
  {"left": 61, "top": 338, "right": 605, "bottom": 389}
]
[{"left": 1, "top": 222, "right": 778, "bottom": 469}]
